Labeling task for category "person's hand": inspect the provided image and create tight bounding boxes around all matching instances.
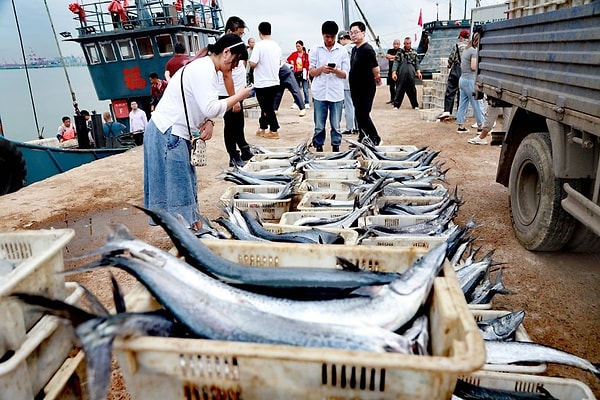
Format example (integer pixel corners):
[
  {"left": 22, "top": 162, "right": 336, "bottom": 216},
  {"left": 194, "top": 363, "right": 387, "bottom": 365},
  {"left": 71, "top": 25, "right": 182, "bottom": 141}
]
[
  {"left": 391, "top": 71, "right": 398, "bottom": 81},
  {"left": 416, "top": 70, "right": 422, "bottom": 80},
  {"left": 199, "top": 119, "right": 214, "bottom": 141},
  {"left": 232, "top": 102, "right": 242, "bottom": 113}
]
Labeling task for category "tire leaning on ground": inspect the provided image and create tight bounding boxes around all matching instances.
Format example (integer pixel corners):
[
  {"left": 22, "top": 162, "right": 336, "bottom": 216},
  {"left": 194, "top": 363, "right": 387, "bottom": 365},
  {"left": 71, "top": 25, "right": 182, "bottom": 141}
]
[
  {"left": 0, "top": 138, "right": 26, "bottom": 195},
  {"left": 508, "top": 132, "right": 579, "bottom": 251}
]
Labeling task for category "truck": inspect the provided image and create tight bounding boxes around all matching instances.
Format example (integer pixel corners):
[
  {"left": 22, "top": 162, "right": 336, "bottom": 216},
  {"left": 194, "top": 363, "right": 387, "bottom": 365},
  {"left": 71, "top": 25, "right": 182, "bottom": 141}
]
[{"left": 475, "top": 1, "right": 600, "bottom": 252}]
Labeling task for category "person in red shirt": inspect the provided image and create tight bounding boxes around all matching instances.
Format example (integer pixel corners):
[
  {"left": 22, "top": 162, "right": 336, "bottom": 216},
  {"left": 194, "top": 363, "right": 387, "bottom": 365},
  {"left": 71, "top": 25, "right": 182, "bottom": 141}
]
[
  {"left": 148, "top": 72, "right": 168, "bottom": 112},
  {"left": 164, "top": 42, "right": 189, "bottom": 81},
  {"left": 286, "top": 40, "right": 310, "bottom": 108}
]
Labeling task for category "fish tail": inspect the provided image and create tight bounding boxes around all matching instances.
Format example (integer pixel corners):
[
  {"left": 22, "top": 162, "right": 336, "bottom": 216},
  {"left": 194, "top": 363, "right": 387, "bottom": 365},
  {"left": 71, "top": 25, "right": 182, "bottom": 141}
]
[
  {"left": 12, "top": 292, "right": 97, "bottom": 326},
  {"left": 593, "top": 364, "right": 600, "bottom": 378}
]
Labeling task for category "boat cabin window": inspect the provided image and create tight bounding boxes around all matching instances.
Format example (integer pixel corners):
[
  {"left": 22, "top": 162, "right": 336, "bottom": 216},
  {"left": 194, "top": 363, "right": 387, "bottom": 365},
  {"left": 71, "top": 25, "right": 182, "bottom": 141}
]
[
  {"left": 117, "top": 39, "right": 135, "bottom": 60},
  {"left": 176, "top": 34, "right": 186, "bottom": 52},
  {"left": 100, "top": 42, "right": 117, "bottom": 63},
  {"left": 85, "top": 43, "right": 101, "bottom": 65},
  {"left": 135, "top": 37, "right": 154, "bottom": 59},
  {"left": 156, "top": 34, "right": 174, "bottom": 56}
]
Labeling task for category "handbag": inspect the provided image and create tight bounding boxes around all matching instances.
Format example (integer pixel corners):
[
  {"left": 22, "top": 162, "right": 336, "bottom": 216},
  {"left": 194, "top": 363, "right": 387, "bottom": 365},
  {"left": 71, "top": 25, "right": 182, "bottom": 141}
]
[{"left": 181, "top": 65, "right": 207, "bottom": 167}]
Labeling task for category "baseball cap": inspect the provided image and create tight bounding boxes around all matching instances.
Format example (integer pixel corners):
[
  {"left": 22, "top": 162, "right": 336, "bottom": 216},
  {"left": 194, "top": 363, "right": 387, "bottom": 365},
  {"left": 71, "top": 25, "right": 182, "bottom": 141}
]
[
  {"left": 459, "top": 29, "right": 470, "bottom": 39},
  {"left": 337, "top": 30, "right": 351, "bottom": 40}
]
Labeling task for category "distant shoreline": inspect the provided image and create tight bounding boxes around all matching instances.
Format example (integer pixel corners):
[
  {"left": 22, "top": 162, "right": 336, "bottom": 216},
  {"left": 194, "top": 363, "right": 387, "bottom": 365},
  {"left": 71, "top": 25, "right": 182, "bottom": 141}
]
[{"left": 0, "top": 63, "right": 87, "bottom": 70}]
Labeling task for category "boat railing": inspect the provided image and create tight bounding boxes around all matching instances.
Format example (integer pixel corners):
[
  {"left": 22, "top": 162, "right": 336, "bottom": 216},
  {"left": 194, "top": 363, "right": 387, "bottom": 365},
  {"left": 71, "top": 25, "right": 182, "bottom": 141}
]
[{"left": 70, "top": 0, "right": 224, "bottom": 37}]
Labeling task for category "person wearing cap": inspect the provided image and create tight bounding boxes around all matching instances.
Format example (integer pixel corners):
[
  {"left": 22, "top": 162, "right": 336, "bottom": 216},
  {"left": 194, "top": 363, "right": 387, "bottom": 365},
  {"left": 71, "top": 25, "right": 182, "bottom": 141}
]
[
  {"left": 391, "top": 37, "right": 421, "bottom": 110},
  {"left": 308, "top": 20, "right": 350, "bottom": 152},
  {"left": 338, "top": 30, "right": 357, "bottom": 135},
  {"left": 438, "top": 29, "right": 470, "bottom": 119},
  {"left": 385, "top": 39, "right": 401, "bottom": 104}
]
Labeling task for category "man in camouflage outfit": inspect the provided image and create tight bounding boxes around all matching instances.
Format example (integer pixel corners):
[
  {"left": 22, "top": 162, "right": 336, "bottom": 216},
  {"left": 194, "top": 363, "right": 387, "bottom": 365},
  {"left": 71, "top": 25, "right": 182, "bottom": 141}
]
[{"left": 391, "top": 37, "right": 422, "bottom": 110}]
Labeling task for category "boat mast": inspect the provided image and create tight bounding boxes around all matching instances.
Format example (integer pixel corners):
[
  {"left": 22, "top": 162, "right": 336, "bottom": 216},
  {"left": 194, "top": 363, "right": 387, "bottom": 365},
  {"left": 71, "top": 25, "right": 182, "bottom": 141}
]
[
  {"left": 11, "top": 0, "right": 43, "bottom": 139},
  {"left": 43, "top": 0, "right": 80, "bottom": 116},
  {"left": 342, "top": 0, "right": 350, "bottom": 30}
]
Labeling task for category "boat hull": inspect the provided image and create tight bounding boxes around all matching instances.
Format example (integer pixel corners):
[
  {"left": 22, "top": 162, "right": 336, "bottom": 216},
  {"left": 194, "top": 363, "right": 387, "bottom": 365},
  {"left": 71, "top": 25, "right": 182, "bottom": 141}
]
[{"left": 10, "top": 140, "right": 128, "bottom": 186}]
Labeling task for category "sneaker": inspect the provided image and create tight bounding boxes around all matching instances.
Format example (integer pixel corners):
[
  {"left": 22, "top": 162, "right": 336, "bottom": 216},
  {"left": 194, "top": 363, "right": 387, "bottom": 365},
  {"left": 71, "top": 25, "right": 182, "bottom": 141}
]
[
  {"left": 471, "top": 123, "right": 479, "bottom": 128},
  {"left": 351, "top": 129, "right": 360, "bottom": 135},
  {"left": 457, "top": 127, "right": 469, "bottom": 133},
  {"left": 414, "top": 106, "right": 420, "bottom": 110},
  {"left": 468, "top": 136, "right": 488, "bottom": 145},
  {"left": 386, "top": 100, "right": 393, "bottom": 104},
  {"left": 332, "top": 145, "right": 340, "bottom": 152},
  {"left": 341, "top": 130, "right": 352, "bottom": 135},
  {"left": 305, "top": 104, "right": 310, "bottom": 109},
  {"left": 477, "top": 128, "right": 483, "bottom": 133},
  {"left": 290, "top": 103, "right": 299, "bottom": 109},
  {"left": 299, "top": 109, "right": 306, "bottom": 117},
  {"left": 262, "top": 131, "right": 279, "bottom": 139},
  {"left": 315, "top": 145, "right": 323, "bottom": 152},
  {"left": 256, "top": 129, "right": 266, "bottom": 137},
  {"left": 393, "top": 107, "right": 399, "bottom": 110},
  {"left": 438, "top": 111, "right": 451, "bottom": 119},
  {"left": 228, "top": 154, "right": 245, "bottom": 167},
  {"left": 240, "top": 145, "right": 254, "bottom": 161}
]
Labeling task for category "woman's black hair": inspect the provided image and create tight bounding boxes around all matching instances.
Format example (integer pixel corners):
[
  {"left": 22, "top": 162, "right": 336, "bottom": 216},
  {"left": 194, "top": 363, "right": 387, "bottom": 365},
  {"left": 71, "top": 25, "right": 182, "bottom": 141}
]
[{"left": 207, "top": 33, "right": 248, "bottom": 61}]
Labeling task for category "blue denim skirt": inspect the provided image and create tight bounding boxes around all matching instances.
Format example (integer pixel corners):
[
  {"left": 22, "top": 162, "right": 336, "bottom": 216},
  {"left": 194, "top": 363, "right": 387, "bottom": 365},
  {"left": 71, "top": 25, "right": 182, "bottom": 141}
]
[{"left": 143, "top": 119, "right": 199, "bottom": 227}]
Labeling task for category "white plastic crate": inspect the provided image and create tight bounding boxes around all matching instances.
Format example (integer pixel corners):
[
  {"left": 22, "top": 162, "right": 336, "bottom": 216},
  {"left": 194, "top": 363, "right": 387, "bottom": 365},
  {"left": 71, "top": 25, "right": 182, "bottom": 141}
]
[
  {"left": 0, "top": 282, "right": 84, "bottom": 400},
  {"left": 220, "top": 185, "right": 292, "bottom": 222},
  {"left": 359, "top": 214, "right": 438, "bottom": 228},
  {"left": 459, "top": 371, "right": 596, "bottom": 400},
  {"left": 280, "top": 210, "right": 366, "bottom": 226},
  {"left": 295, "top": 179, "right": 359, "bottom": 194},
  {"left": 361, "top": 235, "right": 448, "bottom": 250},
  {"left": 301, "top": 159, "right": 361, "bottom": 170},
  {"left": 250, "top": 152, "right": 294, "bottom": 162},
  {"left": 241, "top": 158, "right": 293, "bottom": 173},
  {"left": 303, "top": 168, "right": 362, "bottom": 180},
  {"left": 375, "top": 145, "right": 419, "bottom": 153},
  {"left": 114, "top": 242, "right": 485, "bottom": 400},
  {"left": 296, "top": 192, "right": 354, "bottom": 211},
  {"left": 0, "top": 229, "right": 74, "bottom": 356},
  {"left": 261, "top": 222, "right": 359, "bottom": 245},
  {"left": 470, "top": 309, "right": 546, "bottom": 374},
  {"left": 40, "top": 350, "right": 87, "bottom": 400},
  {"left": 360, "top": 159, "right": 420, "bottom": 169}
]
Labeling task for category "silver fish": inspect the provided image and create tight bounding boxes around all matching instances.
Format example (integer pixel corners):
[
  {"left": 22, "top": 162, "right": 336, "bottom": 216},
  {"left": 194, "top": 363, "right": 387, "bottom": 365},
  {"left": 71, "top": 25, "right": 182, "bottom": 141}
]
[
  {"left": 484, "top": 340, "right": 600, "bottom": 377},
  {"left": 94, "top": 254, "right": 412, "bottom": 354},
  {"left": 478, "top": 310, "right": 525, "bottom": 341},
  {"left": 135, "top": 207, "right": 400, "bottom": 289}
]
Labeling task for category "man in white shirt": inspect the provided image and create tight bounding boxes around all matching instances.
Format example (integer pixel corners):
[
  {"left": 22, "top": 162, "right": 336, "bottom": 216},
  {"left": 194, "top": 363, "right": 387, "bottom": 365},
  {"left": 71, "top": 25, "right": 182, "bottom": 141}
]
[
  {"left": 248, "top": 21, "right": 282, "bottom": 139},
  {"left": 128, "top": 101, "right": 148, "bottom": 132},
  {"left": 308, "top": 20, "right": 349, "bottom": 152}
]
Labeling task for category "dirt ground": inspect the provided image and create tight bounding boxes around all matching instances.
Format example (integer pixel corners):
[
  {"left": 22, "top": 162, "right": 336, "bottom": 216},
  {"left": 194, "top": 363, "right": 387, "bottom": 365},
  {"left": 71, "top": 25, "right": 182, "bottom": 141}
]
[{"left": 1, "top": 85, "right": 598, "bottom": 398}]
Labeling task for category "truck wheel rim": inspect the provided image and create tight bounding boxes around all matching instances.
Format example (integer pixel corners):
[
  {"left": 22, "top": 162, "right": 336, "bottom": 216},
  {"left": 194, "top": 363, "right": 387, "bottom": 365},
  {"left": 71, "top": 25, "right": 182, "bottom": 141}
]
[{"left": 515, "top": 160, "right": 541, "bottom": 226}]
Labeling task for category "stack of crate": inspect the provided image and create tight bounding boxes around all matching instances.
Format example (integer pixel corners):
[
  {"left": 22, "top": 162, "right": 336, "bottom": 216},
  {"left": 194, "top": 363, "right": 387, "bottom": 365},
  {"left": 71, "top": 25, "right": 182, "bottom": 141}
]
[
  {"left": 420, "top": 58, "right": 448, "bottom": 121},
  {"left": 0, "top": 230, "right": 87, "bottom": 400}
]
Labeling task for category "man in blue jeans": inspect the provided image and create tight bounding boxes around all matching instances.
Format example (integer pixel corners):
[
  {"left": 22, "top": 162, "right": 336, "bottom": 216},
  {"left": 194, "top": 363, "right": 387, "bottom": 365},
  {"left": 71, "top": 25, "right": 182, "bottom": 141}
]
[{"left": 308, "top": 20, "right": 349, "bottom": 152}]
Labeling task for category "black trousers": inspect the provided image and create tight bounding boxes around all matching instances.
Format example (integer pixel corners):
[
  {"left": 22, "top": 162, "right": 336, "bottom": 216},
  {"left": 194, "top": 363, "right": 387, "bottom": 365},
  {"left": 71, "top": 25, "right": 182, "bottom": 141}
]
[
  {"left": 443, "top": 65, "right": 461, "bottom": 113},
  {"left": 393, "top": 66, "right": 419, "bottom": 108},
  {"left": 219, "top": 96, "right": 248, "bottom": 158},
  {"left": 255, "top": 85, "right": 280, "bottom": 132},
  {"left": 351, "top": 85, "right": 380, "bottom": 144}
]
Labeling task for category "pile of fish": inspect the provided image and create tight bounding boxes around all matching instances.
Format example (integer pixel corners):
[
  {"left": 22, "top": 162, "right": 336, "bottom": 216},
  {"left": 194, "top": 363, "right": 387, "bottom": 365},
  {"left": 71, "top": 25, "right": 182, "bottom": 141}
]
[{"left": 11, "top": 205, "right": 457, "bottom": 399}]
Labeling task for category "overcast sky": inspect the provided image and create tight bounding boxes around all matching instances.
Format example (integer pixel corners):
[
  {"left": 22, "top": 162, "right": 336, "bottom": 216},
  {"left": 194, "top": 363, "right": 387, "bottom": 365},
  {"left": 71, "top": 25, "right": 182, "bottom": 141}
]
[{"left": 0, "top": 0, "right": 505, "bottom": 62}]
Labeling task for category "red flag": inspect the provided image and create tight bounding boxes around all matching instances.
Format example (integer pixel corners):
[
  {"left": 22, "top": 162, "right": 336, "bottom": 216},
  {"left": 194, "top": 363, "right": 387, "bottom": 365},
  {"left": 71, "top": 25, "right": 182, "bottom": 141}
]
[{"left": 417, "top": 8, "right": 423, "bottom": 27}]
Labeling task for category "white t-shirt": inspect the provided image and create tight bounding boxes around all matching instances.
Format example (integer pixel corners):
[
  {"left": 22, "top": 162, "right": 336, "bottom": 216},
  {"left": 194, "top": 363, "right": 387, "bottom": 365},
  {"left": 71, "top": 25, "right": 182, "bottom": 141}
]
[
  {"left": 249, "top": 39, "right": 282, "bottom": 88},
  {"left": 151, "top": 57, "right": 228, "bottom": 139}
]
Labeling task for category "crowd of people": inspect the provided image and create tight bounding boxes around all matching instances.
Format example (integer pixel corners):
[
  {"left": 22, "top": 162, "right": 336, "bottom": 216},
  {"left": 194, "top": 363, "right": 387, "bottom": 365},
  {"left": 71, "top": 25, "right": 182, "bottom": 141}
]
[{"left": 52, "top": 16, "right": 488, "bottom": 231}]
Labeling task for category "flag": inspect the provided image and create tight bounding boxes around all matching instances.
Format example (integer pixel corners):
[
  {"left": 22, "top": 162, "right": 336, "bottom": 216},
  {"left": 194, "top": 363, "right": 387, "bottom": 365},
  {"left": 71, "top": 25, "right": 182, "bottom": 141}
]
[{"left": 417, "top": 8, "right": 423, "bottom": 27}]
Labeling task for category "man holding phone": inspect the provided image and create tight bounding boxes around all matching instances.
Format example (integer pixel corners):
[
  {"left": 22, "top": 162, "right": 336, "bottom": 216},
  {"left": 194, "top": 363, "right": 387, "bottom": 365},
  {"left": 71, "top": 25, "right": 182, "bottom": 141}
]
[{"left": 308, "top": 20, "right": 349, "bottom": 152}]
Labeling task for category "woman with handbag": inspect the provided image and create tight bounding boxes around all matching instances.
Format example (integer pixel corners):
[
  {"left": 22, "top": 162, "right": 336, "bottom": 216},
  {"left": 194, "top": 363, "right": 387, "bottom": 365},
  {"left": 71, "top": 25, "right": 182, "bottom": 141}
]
[
  {"left": 286, "top": 40, "right": 310, "bottom": 108},
  {"left": 143, "top": 33, "right": 252, "bottom": 230}
]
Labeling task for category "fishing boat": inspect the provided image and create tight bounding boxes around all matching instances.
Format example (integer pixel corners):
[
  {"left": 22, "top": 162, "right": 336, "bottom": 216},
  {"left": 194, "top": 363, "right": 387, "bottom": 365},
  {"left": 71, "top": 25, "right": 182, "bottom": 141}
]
[{"left": 0, "top": 0, "right": 224, "bottom": 195}]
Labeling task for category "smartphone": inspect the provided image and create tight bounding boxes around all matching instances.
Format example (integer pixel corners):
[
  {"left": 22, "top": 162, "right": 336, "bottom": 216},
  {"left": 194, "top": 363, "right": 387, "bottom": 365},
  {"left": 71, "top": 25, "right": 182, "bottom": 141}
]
[{"left": 327, "top": 63, "right": 336, "bottom": 68}]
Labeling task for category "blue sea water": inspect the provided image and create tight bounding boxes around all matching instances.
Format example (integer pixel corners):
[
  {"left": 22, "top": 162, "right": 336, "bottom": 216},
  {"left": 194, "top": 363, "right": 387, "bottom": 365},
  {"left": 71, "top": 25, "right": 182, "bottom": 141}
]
[{"left": 0, "top": 66, "right": 110, "bottom": 143}]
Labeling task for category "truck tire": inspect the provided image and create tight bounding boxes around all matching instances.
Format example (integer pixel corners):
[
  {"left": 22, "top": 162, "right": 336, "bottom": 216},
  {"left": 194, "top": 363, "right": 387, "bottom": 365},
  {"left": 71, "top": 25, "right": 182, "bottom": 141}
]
[
  {"left": 0, "top": 138, "right": 26, "bottom": 195},
  {"left": 564, "top": 224, "right": 600, "bottom": 253},
  {"left": 508, "top": 132, "right": 578, "bottom": 251}
]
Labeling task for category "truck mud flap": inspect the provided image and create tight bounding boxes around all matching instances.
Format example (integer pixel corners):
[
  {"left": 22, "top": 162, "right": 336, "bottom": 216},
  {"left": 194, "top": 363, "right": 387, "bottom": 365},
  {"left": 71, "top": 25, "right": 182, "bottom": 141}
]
[{"left": 561, "top": 183, "right": 600, "bottom": 237}]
